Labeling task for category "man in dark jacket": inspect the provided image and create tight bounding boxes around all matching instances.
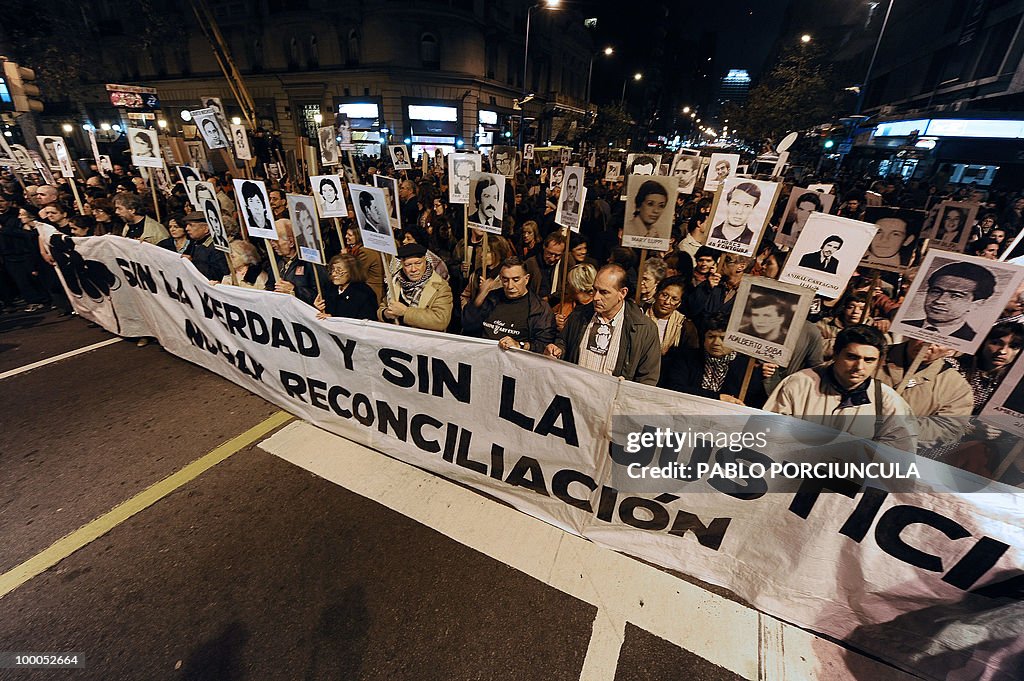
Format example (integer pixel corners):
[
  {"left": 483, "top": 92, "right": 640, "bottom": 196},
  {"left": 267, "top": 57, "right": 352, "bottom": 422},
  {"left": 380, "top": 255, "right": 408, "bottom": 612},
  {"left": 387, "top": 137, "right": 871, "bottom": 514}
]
[
  {"left": 0, "top": 194, "right": 49, "bottom": 311},
  {"left": 265, "top": 218, "right": 324, "bottom": 306},
  {"left": 544, "top": 263, "right": 661, "bottom": 385},
  {"left": 182, "top": 212, "right": 230, "bottom": 282},
  {"left": 462, "top": 256, "right": 556, "bottom": 352}
]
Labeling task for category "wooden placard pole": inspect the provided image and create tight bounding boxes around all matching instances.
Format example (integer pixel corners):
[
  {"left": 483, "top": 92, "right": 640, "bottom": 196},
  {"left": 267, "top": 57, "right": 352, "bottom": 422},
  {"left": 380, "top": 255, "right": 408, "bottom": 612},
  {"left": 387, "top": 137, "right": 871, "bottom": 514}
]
[
  {"left": 67, "top": 177, "right": 85, "bottom": 216},
  {"left": 482, "top": 233, "right": 490, "bottom": 285},
  {"left": 225, "top": 250, "right": 239, "bottom": 287},
  {"left": 348, "top": 151, "right": 359, "bottom": 184},
  {"left": 264, "top": 238, "right": 284, "bottom": 289},
  {"left": 560, "top": 225, "right": 571, "bottom": 305},
  {"left": 146, "top": 168, "right": 161, "bottom": 222},
  {"left": 462, "top": 209, "right": 471, "bottom": 272},
  {"left": 312, "top": 261, "right": 323, "bottom": 300},
  {"left": 333, "top": 217, "right": 345, "bottom": 252},
  {"left": 384, "top": 252, "right": 398, "bottom": 304},
  {"left": 634, "top": 248, "right": 648, "bottom": 303},
  {"left": 737, "top": 357, "right": 756, "bottom": 404}
]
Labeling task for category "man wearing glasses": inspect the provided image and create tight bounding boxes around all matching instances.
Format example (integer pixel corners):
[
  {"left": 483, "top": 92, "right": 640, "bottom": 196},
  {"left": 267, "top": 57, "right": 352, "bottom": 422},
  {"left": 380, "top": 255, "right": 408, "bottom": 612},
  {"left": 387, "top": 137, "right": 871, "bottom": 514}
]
[{"left": 904, "top": 261, "right": 995, "bottom": 342}]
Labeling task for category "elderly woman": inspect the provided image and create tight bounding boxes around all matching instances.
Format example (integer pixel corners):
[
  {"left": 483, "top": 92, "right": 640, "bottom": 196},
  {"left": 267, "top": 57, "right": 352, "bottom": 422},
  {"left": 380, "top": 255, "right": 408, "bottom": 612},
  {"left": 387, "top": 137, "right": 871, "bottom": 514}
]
[
  {"left": 637, "top": 256, "right": 667, "bottom": 310},
  {"left": 553, "top": 263, "right": 597, "bottom": 332},
  {"left": 661, "top": 313, "right": 765, "bottom": 407},
  {"left": 88, "top": 197, "right": 121, "bottom": 236},
  {"left": 646, "top": 276, "right": 699, "bottom": 355},
  {"left": 315, "top": 253, "right": 377, "bottom": 320},
  {"left": 222, "top": 240, "right": 268, "bottom": 289},
  {"left": 379, "top": 242, "right": 452, "bottom": 331}
]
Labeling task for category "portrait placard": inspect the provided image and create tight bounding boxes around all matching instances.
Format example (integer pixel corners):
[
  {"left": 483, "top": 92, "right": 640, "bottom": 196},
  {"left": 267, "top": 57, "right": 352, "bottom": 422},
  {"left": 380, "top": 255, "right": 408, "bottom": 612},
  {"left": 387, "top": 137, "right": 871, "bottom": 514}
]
[
  {"left": 229, "top": 124, "right": 252, "bottom": 161},
  {"left": 176, "top": 165, "right": 204, "bottom": 204},
  {"left": 97, "top": 155, "right": 113, "bottom": 175},
  {"left": 621, "top": 174, "right": 675, "bottom": 251},
  {"left": 348, "top": 183, "right": 397, "bottom": 255},
  {"left": 925, "top": 200, "right": 978, "bottom": 252},
  {"left": 807, "top": 183, "right": 833, "bottom": 194},
  {"left": 191, "top": 108, "right": 229, "bottom": 150},
  {"left": 126, "top": 128, "right": 163, "bottom": 169},
  {"left": 491, "top": 145, "right": 518, "bottom": 178},
  {"left": 335, "top": 113, "right": 354, "bottom": 150},
  {"left": 704, "top": 178, "right": 779, "bottom": 257},
  {"left": 448, "top": 153, "right": 481, "bottom": 205},
  {"left": 859, "top": 206, "right": 926, "bottom": 272},
  {"left": 626, "top": 153, "right": 660, "bottom": 176},
  {"left": 0, "top": 134, "right": 15, "bottom": 163},
  {"left": 979, "top": 357, "right": 1024, "bottom": 438},
  {"left": 555, "top": 165, "right": 585, "bottom": 231},
  {"left": 604, "top": 161, "right": 622, "bottom": 181},
  {"left": 199, "top": 96, "right": 229, "bottom": 131},
  {"left": 8, "top": 144, "right": 36, "bottom": 173},
  {"left": 670, "top": 150, "right": 701, "bottom": 195},
  {"left": 310, "top": 174, "right": 347, "bottom": 218},
  {"left": 36, "top": 136, "right": 73, "bottom": 174},
  {"left": 560, "top": 148, "right": 571, "bottom": 165},
  {"left": 891, "top": 251, "right": 1024, "bottom": 355},
  {"left": 373, "top": 174, "right": 402, "bottom": 230},
  {"left": 467, "top": 171, "right": 506, "bottom": 235},
  {"left": 775, "top": 187, "right": 837, "bottom": 248},
  {"left": 232, "top": 179, "right": 277, "bottom": 239},
  {"left": 389, "top": 144, "right": 411, "bottom": 170},
  {"left": 193, "top": 181, "right": 230, "bottom": 253},
  {"left": 779, "top": 213, "right": 877, "bottom": 298},
  {"left": 703, "top": 153, "right": 740, "bottom": 192},
  {"left": 523, "top": 143, "right": 535, "bottom": 161},
  {"left": 725, "top": 277, "right": 815, "bottom": 368},
  {"left": 587, "top": 150, "right": 597, "bottom": 169},
  {"left": 186, "top": 143, "right": 209, "bottom": 176},
  {"left": 317, "top": 126, "right": 339, "bottom": 167},
  {"left": 288, "top": 194, "right": 324, "bottom": 265}
]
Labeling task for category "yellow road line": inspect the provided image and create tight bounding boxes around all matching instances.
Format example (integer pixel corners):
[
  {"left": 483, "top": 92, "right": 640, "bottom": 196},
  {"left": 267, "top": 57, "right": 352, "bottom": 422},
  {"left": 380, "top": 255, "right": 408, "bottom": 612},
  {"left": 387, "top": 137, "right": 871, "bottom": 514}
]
[{"left": 0, "top": 410, "right": 294, "bottom": 600}]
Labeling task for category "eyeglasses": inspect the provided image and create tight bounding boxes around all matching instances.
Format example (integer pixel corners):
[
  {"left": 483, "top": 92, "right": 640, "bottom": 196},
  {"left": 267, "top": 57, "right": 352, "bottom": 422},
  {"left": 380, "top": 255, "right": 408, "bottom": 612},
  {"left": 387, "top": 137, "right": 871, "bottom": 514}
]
[{"left": 330, "top": 266, "right": 350, "bottom": 275}]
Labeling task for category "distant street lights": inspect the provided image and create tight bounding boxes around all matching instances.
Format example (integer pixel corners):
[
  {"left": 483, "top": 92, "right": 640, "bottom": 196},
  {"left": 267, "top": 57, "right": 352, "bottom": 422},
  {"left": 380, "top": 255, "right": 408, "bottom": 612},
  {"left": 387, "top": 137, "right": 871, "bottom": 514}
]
[
  {"left": 801, "top": 34, "right": 812, "bottom": 43},
  {"left": 519, "top": 0, "right": 561, "bottom": 148}
]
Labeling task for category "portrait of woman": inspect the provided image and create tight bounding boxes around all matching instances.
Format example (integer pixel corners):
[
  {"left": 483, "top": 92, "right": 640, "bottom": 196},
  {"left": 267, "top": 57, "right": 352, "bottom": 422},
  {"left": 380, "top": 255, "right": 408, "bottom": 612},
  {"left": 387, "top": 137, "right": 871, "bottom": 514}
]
[
  {"left": 234, "top": 179, "right": 277, "bottom": 238},
  {"left": 624, "top": 179, "right": 671, "bottom": 243}
]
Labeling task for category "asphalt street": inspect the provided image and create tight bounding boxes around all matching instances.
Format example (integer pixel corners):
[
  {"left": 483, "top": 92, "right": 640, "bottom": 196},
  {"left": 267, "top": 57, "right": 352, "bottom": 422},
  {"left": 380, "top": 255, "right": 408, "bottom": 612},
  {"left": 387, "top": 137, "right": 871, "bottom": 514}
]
[{"left": 0, "top": 310, "right": 750, "bottom": 681}]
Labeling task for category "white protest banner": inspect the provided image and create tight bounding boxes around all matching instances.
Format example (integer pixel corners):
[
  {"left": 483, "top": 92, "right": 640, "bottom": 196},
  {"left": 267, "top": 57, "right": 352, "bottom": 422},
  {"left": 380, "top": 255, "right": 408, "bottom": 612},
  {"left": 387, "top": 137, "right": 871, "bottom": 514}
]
[
  {"left": 349, "top": 183, "right": 397, "bottom": 255},
  {"left": 126, "top": 127, "right": 163, "bottom": 169},
  {"left": 49, "top": 233, "right": 1024, "bottom": 681},
  {"left": 704, "top": 178, "right": 779, "bottom": 258},
  {"left": 447, "top": 153, "right": 480, "bottom": 205},
  {"left": 467, "top": 171, "right": 505, "bottom": 235},
  {"left": 621, "top": 174, "right": 674, "bottom": 251},
  {"left": 779, "top": 213, "right": 876, "bottom": 299}
]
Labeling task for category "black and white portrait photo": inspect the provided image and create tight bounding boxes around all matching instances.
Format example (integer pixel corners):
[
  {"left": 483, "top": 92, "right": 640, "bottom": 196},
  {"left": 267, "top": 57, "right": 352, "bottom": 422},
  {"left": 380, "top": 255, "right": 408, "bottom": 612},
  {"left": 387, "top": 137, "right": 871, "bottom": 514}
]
[
  {"left": 467, "top": 171, "right": 506, "bottom": 235},
  {"left": 318, "top": 126, "right": 339, "bottom": 167},
  {"left": 775, "top": 188, "right": 836, "bottom": 248},
  {"left": 230, "top": 124, "right": 252, "bottom": 161},
  {"left": 177, "top": 165, "right": 204, "bottom": 205},
  {"left": 335, "top": 113, "right": 354, "bottom": 149},
  {"left": 703, "top": 153, "right": 740, "bottom": 192},
  {"left": 348, "top": 183, "right": 397, "bottom": 255},
  {"left": 523, "top": 143, "right": 535, "bottom": 161},
  {"left": 980, "top": 356, "right": 1024, "bottom": 438},
  {"left": 36, "top": 135, "right": 67, "bottom": 171},
  {"left": 9, "top": 144, "right": 35, "bottom": 174},
  {"left": 185, "top": 141, "right": 209, "bottom": 173},
  {"left": 126, "top": 128, "right": 163, "bottom": 169},
  {"left": 373, "top": 173, "right": 402, "bottom": 230},
  {"left": 621, "top": 174, "right": 676, "bottom": 251},
  {"left": 389, "top": 144, "right": 411, "bottom": 170},
  {"left": 859, "top": 207, "right": 926, "bottom": 272},
  {"left": 626, "top": 153, "right": 661, "bottom": 176},
  {"left": 725, "top": 277, "right": 814, "bottom": 367},
  {"left": 780, "top": 213, "right": 877, "bottom": 299},
  {"left": 232, "top": 178, "right": 277, "bottom": 239},
  {"left": 704, "top": 178, "right": 779, "bottom": 257},
  {"left": 588, "top": 150, "right": 597, "bottom": 169},
  {"left": 192, "top": 108, "right": 229, "bottom": 150},
  {"left": 555, "top": 165, "right": 584, "bottom": 231},
  {"left": 605, "top": 161, "right": 622, "bottom": 182},
  {"left": 195, "top": 182, "right": 230, "bottom": 254},
  {"left": 200, "top": 96, "right": 229, "bottom": 131},
  {"left": 448, "top": 153, "right": 481, "bottom": 205},
  {"left": 927, "top": 201, "right": 978, "bottom": 252},
  {"left": 288, "top": 194, "right": 324, "bottom": 264},
  {"left": 892, "top": 251, "right": 1024, "bottom": 354},
  {"left": 310, "top": 174, "right": 347, "bottom": 218},
  {"left": 671, "top": 151, "right": 701, "bottom": 195},
  {"left": 491, "top": 145, "right": 518, "bottom": 178},
  {"left": 559, "top": 147, "right": 572, "bottom": 166}
]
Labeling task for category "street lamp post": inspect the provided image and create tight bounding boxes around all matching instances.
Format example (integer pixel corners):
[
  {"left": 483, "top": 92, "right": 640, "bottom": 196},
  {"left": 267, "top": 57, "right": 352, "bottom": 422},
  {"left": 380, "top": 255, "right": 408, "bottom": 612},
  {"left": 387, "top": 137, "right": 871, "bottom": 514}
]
[
  {"left": 620, "top": 72, "right": 642, "bottom": 106},
  {"left": 855, "top": 0, "right": 895, "bottom": 115},
  {"left": 519, "top": 0, "right": 560, "bottom": 149},
  {"left": 585, "top": 46, "right": 614, "bottom": 111}
]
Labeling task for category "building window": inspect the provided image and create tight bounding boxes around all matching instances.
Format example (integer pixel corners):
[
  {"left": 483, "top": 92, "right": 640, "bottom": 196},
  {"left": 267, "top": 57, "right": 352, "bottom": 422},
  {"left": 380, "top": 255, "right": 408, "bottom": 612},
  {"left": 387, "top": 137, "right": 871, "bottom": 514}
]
[
  {"left": 287, "top": 37, "right": 301, "bottom": 70},
  {"left": 308, "top": 34, "right": 320, "bottom": 70},
  {"left": 420, "top": 33, "right": 440, "bottom": 69},
  {"left": 486, "top": 43, "right": 497, "bottom": 80},
  {"left": 347, "top": 29, "right": 361, "bottom": 67},
  {"left": 974, "top": 16, "right": 1021, "bottom": 79}
]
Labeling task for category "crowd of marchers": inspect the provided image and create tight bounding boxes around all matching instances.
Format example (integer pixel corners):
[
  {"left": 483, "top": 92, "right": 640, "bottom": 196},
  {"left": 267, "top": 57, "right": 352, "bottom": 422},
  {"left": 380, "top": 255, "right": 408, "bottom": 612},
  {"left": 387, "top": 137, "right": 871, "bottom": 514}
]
[{"left": 1, "top": 151, "right": 1023, "bottom": 487}]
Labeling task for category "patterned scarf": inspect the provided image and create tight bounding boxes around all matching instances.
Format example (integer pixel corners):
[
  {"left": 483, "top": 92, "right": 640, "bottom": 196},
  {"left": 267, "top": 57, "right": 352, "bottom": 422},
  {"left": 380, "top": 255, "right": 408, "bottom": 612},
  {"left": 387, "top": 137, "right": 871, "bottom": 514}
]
[
  {"left": 398, "top": 260, "right": 435, "bottom": 307},
  {"left": 701, "top": 352, "right": 737, "bottom": 392}
]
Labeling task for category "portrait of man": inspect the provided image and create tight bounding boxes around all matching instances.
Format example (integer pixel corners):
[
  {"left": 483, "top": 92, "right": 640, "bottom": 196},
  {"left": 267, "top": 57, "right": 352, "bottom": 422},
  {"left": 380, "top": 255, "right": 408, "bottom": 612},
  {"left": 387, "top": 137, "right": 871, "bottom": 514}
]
[
  {"left": 861, "top": 207, "right": 924, "bottom": 270},
  {"left": 605, "top": 161, "right": 622, "bottom": 182},
  {"left": 778, "top": 189, "right": 835, "bottom": 246},
  {"left": 373, "top": 174, "right": 401, "bottom": 228},
  {"left": 671, "top": 152, "right": 700, "bottom": 194},
  {"left": 357, "top": 189, "right": 391, "bottom": 236},
  {"left": 468, "top": 172, "right": 505, "bottom": 233},
  {"left": 903, "top": 261, "right": 996, "bottom": 342},
  {"left": 10, "top": 145, "right": 35, "bottom": 173},
  {"left": 127, "top": 128, "right": 162, "bottom": 169},
  {"left": 710, "top": 181, "right": 762, "bottom": 245},
  {"left": 491, "top": 145, "right": 517, "bottom": 178},
  {"left": 560, "top": 169, "right": 582, "bottom": 217},
  {"left": 389, "top": 144, "right": 411, "bottom": 170},
  {"left": 335, "top": 113, "right": 353, "bottom": 148},
  {"left": 311, "top": 175, "right": 346, "bottom": 218},
  {"left": 739, "top": 292, "right": 794, "bottom": 345},
  {"left": 626, "top": 154, "right": 660, "bottom": 176},
  {"left": 288, "top": 194, "right": 323, "bottom": 263},
  {"left": 202, "top": 198, "right": 230, "bottom": 253},
  {"left": 703, "top": 153, "right": 740, "bottom": 192},
  {"left": 232, "top": 179, "right": 277, "bottom": 239},
  {"left": 560, "top": 148, "right": 572, "bottom": 165},
  {"left": 201, "top": 96, "right": 228, "bottom": 128},
  {"left": 230, "top": 124, "right": 251, "bottom": 161},
  {"left": 193, "top": 109, "right": 228, "bottom": 150},
  {"left": 38, "top": 136, "right": 65, "bottom": 170},
  {"left": 523, "top": 143, "right": 535, "bottom": 161},
  {"left": 448, "top": 153, "right": 480, "bottom": 204},
  {"left": 798, "top": 234, "right": 843, "bottom": 274},
  {"left": 550, "top": 166, "right": 565, "bottom": 189},
  {"left": 317, "top": 126, "right": 338, "bottom": 166}
]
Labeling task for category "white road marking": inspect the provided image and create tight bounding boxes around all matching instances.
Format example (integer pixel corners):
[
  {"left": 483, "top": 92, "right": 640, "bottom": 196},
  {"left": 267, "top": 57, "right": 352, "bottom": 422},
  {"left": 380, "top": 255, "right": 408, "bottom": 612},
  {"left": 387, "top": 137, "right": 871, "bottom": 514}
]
[
  {"left": 0, "top": 338, "right": 122, "bottom": 381},
  {"left": 260, "top": 421, "right": 919, "bottom": 681}
]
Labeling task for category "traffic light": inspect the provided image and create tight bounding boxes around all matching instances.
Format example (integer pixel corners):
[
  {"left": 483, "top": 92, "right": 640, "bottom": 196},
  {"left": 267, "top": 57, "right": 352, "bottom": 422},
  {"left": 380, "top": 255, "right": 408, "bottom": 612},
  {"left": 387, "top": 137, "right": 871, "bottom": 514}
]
[
  {"left": 1, "top": 59, "right": 43, "bottom": 113},
  {"left": 823, "top": 139, "right": 835, "bottom": 150}
]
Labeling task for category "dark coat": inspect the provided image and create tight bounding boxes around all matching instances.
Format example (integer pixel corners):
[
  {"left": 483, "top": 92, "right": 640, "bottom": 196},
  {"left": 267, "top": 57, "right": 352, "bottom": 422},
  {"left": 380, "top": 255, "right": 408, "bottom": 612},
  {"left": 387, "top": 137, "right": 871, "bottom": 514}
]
[
  {"left": 265, "top": 256, "right": 326, "bottom": 306},
  {"left": 184, "top": 235, "right": 229, "bottom": 282},
  {"left": 660, "top": 347, "right": 766, "bottom": 407},
  {"left": 554, "top": 300, "right": 661, "bottom": 385},
  {"left": 324, "top": 281, "right": 378, "bottom": 320},
  {"left": 461, "top": 288, "right": 556, "bottom": 352}
]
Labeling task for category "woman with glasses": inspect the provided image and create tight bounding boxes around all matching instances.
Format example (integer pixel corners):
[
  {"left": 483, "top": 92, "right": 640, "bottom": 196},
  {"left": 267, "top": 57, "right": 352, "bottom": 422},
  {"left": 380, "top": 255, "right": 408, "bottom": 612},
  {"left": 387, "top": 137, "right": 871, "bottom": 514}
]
[{"left": 315, "top": 253, "right": 377, "bottom": 320}]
